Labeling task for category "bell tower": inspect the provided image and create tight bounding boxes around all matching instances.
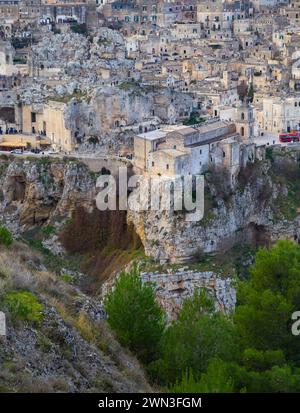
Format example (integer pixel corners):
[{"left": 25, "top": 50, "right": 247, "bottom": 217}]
[{"left": 235, "top": 103, "right": 254, "bottom": 144}]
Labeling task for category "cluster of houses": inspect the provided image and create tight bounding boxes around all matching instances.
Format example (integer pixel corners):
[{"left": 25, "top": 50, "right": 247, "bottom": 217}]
[{"left": 0, "top": 0, "right": 300, "bottom": 177}]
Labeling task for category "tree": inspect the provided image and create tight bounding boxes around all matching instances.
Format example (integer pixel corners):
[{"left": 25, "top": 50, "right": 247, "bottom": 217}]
[
  {"left": 247, "top": 82, "right": 254, "bottom": 103},
  {"left": 235, "top": 240, "right": 300, "bottom": 365},
  {"left": 70, "top": 23, "right": 88, "bottom": 36},
  {"left": 232, "top": 240, "right": 300, "bottom": 392},
  {"left": 170, "top": 359, "right": 234, "bottom": 393},
  {"left": 149, "top": 290, "right": 237, "bottom": 385},
  {"left": 104, "top": 266, "right": 165, "bottom": 363}
]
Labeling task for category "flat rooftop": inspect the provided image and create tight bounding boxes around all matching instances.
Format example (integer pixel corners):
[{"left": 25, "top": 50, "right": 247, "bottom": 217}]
[
  {"left": 136, "top": 130, "right": 167, "bottom": 141},
  {"left": 196, "top": 120, "right": 230, "bottom": 134},
  {"left": 136, "top": 124, "right": 191, "bottom": 140}
]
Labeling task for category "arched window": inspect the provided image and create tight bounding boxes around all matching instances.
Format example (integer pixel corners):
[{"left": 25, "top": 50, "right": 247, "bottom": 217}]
[
  {"left": 241, "top": 112, "right": 245, "bottom": 120},
  {"left": 241, "top": 127, "right": 245, "bottom": 136}
]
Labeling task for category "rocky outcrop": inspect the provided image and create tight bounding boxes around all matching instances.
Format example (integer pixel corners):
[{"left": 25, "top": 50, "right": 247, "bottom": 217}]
[
  {"left": 0, "top": 157, "right": 96, "bottom": 234},
  {"left": 64, "top": 85, "right": 194, "bottom": 152},
  {"left": 0, "top": 152, "right": 298, "bottom": 324},
  {"left": 141, "top": 270, "right": 236, "bottom": 321}
]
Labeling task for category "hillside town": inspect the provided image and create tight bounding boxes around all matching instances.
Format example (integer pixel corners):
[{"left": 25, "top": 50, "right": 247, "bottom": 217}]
[
  {"left": 0, "top": 0, "right": 299, "bottom": 176},
  {"left": 2, "top": 0, "right": 300, "bottom": 397}
]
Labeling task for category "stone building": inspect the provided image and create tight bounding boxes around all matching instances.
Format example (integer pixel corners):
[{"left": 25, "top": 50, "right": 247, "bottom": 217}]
[
  {"left": 280, "top": 0, "right": 300, "bottom": 25},
  {"left": 40, "top": 0, "right": 97, "bottom": 26},
  {"left": 0, "top": 0, "right": 20, "bottom": 26},
  {"left": 262, "top": 93, "right": 300, "bottom": 134},
  {"left": 133, "top": 119, "right": 246, "bottom": 181},
  {"left": 21, "top": 101, "right": 73, "bottom": 151},
  {"left": 218, "top": 103, "right": 255, "bottom": 143}
]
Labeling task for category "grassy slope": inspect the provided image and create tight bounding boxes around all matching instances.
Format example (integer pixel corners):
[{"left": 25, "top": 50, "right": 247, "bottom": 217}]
[{"left": 0, "top": 241, "right": 151, "bottom": 393}]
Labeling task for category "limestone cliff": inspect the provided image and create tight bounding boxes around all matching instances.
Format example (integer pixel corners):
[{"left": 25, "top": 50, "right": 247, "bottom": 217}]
[
  {"left": 1, "top": 148, "right": 300, "bottom": 267},
  {"left": 0, "top": 155, "right": 96, "bottom": 234},
  {"left": 128, "top": 147, "right": 300, "bottom": 263},
  {"left": 64, "top": 85, "right": 194, "bottom": 152}
]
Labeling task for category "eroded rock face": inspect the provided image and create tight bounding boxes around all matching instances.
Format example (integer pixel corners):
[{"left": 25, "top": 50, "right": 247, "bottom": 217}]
[
  {"left": 141, "top": 270, "right": 236, "bottom": 321},
  {"left": 0, "top": 158, "right": 96, "bottom": 233},
  {"left": 64, "top": 85, "right": 194, "bottom": 152},
  {"left": 1, "top": 153, "right": 299, "bottom": 265},
  {"left": 127, "top": 157, "right": 300, "bottom": 263}
]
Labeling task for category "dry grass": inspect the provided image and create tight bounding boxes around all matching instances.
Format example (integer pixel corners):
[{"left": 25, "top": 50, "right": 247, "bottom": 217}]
[{"left": 0, "top": 240, "right": 152, "bottom": 393}]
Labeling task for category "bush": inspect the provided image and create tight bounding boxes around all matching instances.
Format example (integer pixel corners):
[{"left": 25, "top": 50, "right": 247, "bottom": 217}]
[
  {"left": 52, "top": 27, "right": 61, "bottom": 35},
  {"left": 149, "top": 290, "right": 237, "bottom": 386},
  {"left": 235, "top": 240, "right": 300, "bottom": 362},
  {"left": 104, "top": 266, "right": 165, "bottom": 363},
  {"left": 0, "top": 225, "right": 13, "bottom": 246},
  {"left": 265, "top": 147, "right": 273, "bottom": 162},
  {"left": 169, "top": 359, "right": 234, "bottom": 393},
  {"left": 3, "top": 291, "right": 43, "bottom": 323},
  {"left": 11, "top": 37, "right": 32, "bottom": 49},
  {"left": 70, "top": 23, "right": 88, "bottom": 36},
  {"left": 42, "top": 225, "right": 56, "bottom": 237}
]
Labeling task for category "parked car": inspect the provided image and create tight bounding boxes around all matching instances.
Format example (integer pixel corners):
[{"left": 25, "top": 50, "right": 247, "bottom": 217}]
[{"left": 10, "top": 149, "right": 23, "bottom": 154}]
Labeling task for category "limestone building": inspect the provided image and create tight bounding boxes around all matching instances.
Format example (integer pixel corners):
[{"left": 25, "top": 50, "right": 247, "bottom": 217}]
[{"left": 133, "top": 120, "right": 246, "bottom": 181}]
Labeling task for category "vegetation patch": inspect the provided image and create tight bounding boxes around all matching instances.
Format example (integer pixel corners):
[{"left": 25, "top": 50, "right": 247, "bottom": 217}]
[
  {"left": 106, "top": 241, "right": 300, "bottom": 392},
  {"left": 117, "top": 81, "right": 139, "bottom": 90},
  {"left": 41, "top": 225, "right": 56, "bottom": 237},
  {"left": 0, "top": 225, "right": 13, "bottom": 246},
  {"left": 104, "top": 266, "right": 165, "bottom": 364},
  {"left": 3, "top": 290, "right": 43, "bottom": 324}
]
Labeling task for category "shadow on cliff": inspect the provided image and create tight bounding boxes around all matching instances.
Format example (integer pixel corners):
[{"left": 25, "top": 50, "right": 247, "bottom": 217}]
[{"left": 59, "top": 206, "right": 143, "bottom": 294}]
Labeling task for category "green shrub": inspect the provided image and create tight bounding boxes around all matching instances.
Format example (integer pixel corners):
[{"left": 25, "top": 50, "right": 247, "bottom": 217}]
[
  {"left": 104, "top": 265, "right": 166, "bottom": 363},
  {"left": 0, "top": 225, "right": 13, "bottom": 246},
  {"left": 42, "top": 225, "right": 56, "bottom": 237},
  {"left": 149, "top": 290, "right": 236, "bottom": 386},
  {"left": 70, "top": 23, "right": 88, "bottom": 35},
  {"left": 60, "top": 274, "right": 73, "bottom": 283},
  {"left": 169, "top": 359, "right": 234, "bottom": 393},
  {"left": 53, "top": 27, "right": 61, "bottom": 35},
  {"left": 265, "top": 147, "right": 273, "bottom": 162},
  {"left": 3, "top": 291, "right": 43, "bottom": 323}
]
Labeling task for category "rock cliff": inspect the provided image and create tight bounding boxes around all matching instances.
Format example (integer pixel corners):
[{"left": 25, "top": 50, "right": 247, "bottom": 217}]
[
  {"left": 128, "top": 147, "right": 300, "bottom": 263},
  {"left": 142, "top": 269, "right": 236, "bottom": 321},
  {"left": 1, "top": 149, "right": 300, "bottom": 265},
  {"left": 0, "top": 155, "right": 96, "bottom": 235}
]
